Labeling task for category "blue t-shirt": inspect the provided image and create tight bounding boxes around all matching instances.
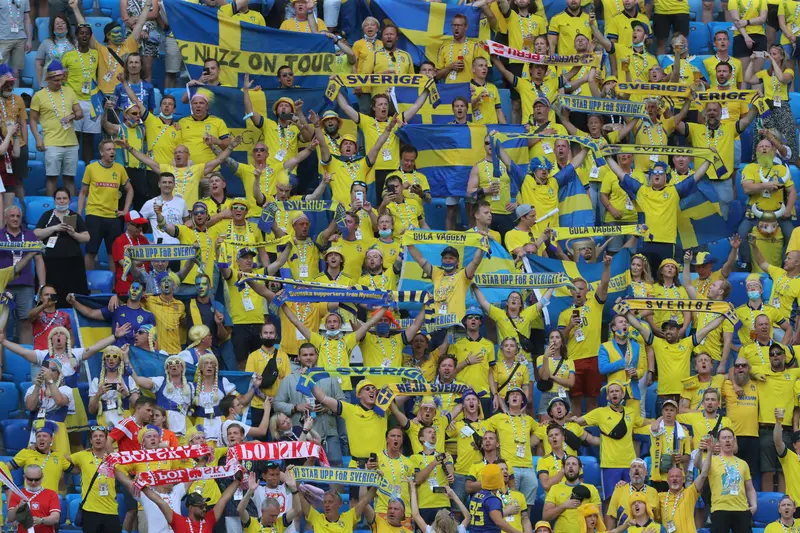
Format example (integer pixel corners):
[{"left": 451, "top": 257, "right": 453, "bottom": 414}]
[
  {"left": 101, "top": 305, "right": 156, "bottom": 347},
  {"left": 113, "top": 81, "right": 156, "bottom": 112},
  {"left": 468, "top": 490, "right": 503, "bottom": 533}
]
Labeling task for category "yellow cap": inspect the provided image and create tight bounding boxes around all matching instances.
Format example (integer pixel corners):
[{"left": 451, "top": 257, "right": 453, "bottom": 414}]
[{"left": 339, "top": 134, "right": 358, "bottom": 147}]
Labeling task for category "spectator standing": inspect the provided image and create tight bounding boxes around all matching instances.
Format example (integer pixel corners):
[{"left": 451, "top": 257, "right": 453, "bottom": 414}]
[
  {"left": 177, "top": 93, "right": 231, "bottom": 167},
  {"left": 28, "top": 285, "right": 71, "bottom": 350},
  {"left": 435, "top": 14, "right": 486, "bottom": 84},
  {"left": 0, "top": 0, "right": 31, "bottom": 83},
  {"left": 110, "top": 212, "right": 149, "bottom": 296},
  {"left": 35, "top": 16, "right": 75, "bottom": 87},
  {"left": 7, "top": 465, "right": 60, "bottom": 533},
  {"left": 280, "top": 0, "right": 327, "bottom": 32},
  {"left": 0, "top": 204, "right": 45, "bottom": 344},
  {"left": 78, "top": 139, "right": 133, "bottom": 271},
  {"left": 29, "top": 61, "right": 83, "bottom": 197},
  {"left": 61, "top": 24, "right": 99, "bottom": 164},
  {"left": 121, "top": 0, "right": 161, "bottom": 81},
  {"left": 33, "top": 188, "right": 90, "bottom": 308}
]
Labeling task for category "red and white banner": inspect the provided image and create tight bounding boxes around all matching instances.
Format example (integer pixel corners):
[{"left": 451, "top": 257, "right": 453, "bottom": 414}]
[
  {"left": 0, "top": 468, "right": 27, "bottom": 500},
  {"left": 483, "top": 40, "right": 601, "bottom": 68},
  {"left": 132, "top": 462, "right": 243, "bottom": 495},
  {"left": 226, "top": 441, "right": 329, "bottom": 467},
  {"left": 99, "top": 444, "right": 213, "bottom": 476}
]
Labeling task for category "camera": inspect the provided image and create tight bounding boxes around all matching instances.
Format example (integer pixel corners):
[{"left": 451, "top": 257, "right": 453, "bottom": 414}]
[
  {"left": 108, "top": 383, "right": 118, "bottom": 390},
  {"left": 279, "top": 112, "right": 295, "bottom": 121}
]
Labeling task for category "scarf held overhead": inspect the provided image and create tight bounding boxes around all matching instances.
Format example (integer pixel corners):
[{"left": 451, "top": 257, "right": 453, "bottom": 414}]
[
  {"left": 484, "top": 40, "right": 601, "bottom": 67},
  {"left": 226, "top": 440, "right": 329, "bottom": 466},
  {"left": 132, "top": 462, "right": 243, "bottom": 495},
  {"left": 292, "top": 466, "right": 395, "bottom": 497},
  {"left": 490, "top": 132, "right": 605, "bottom": 178},
  {"left": 472, "top": 272, "right": 575, "bottom": 289},
  {"left": 552, "top": 225, "right": 652, "bottom": 241},
  {"left": 402, "top": 229, "right": 490, "bottom": 251},
  {"left": 599, "top": 144, "right": 726, "bottom": 175},
  {"left": 122, "top": 245, "right": 199, "bottom": 280},
  {"left": 615, "top": 298, "right": 740, "bottom": 326},
  {"left": 557, "top": 95, "right": 649, "bottom": 120},
  {"left": 374, "top": 381, "right": 470, "bottom": 416},
  {"left": 280, "top": 284, "right": 394, "bottom": 307},
  {"left": 296, "top": 366, "right": 424, "bottom": 396},
  {"left": 98, "top": 444, "right": 213, "bottom": 476},
  {"left": 616, "top": 82, "right": 692, "bottom": 98},
  {"left": 326, "top": 74, "right": 440, "bottom": 105},
  {"left": 259, "top": 200, "right": 348, "bottom": 234}
]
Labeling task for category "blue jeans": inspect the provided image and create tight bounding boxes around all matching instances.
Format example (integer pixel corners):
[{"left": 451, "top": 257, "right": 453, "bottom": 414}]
[
  {"left": 711, "top": 179, "right": 734, "bottom": 220},
  {"left": 451, "top": 474, "right": 468, "bottom": 512},
  {"left": 513, "top": 466, "right": 538, "bottom": 505}
]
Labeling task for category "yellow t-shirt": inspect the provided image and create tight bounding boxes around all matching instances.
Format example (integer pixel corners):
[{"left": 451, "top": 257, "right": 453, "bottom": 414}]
[
  {"left": 12, "top": 449, "right": 70, "bottom": 493},
  {"left": 279, "top": 17, "right": 329, "bottom": 32},
  {"left": 530, "top": 123, "right": 568, "bottom": 167},
  {"left": 407, "top": 416, "right": 450, "bottom": 456},
  {"left": 534, "top": 356, "right": 575, "bottom": 396},
  {"left": 310, "top": 332, "right": 358, "bottom": 391},
  {"left": 358, "top": 113, "right": 400, "bottom": 172},
  {"left": 627, "top": 182, "right": 684, "bottom": 244},
  {"left": 608, "top": 484, "right": 660, "bottom": 524},
  {"left": 741, "top": 162, "right": 794, "bottom": 211},
  {"left": 352, "top": 38, "right": 384, "bottom": 72},
  {"left": 493, "top": 358, "right": 530, "bottom": 395},
  {"left": 733, "top": 0, "right": 767, "bottom": 35},
  {"left": 634, "top": 118, "right": 676, "bottom": 171},
  {"left": 721, "top": 379, "right": 759, "bottom": 437},
  {"left": 359, "top": 271, "right": 398, "bottom": 292},
  {"left": 279, "top": 301, "right": 326, "bottom": 357},
  {"left": 606, "top": 12, "right": 651, "bottom": 48},
  {"left": 94, "top": 37, "right": 138, "bottom": 94},
  {"left": 676, "top": 411, "right": 731, "bottom": 448},
  {"left": 498, "top": 489, "right": 527, "bottom": 528},
  {"left": 161, "top": 163, "right": 206, "bottom": 209},
  {"left": 359, "top": 332, "right": 406, "bottom": 387},
  {"left": 659, "top": 485, "right": 700, "bottom": 533},
  {"left": 61, "top": 49, "right": 98, "bottom": 102},
  {"left": 545, "top": 482, "right": 601, "bottom": 531},
  {"left": 307, "top": 507, "right": 354, "bottom": 533},
  {"left": 31, "top": 86, "right": 79, "bottom": 147},
  {"left": 756, "top": 69, "right": 793, "bottom": 103},
  {"left": 447, "top": 419, "right": 489, "bottom": 475},
  {"left": 409, "top": 452, "right": 453, "bottom": 509},
  {"left": 237, "top": 162, "right": 288, "bottom": 218},
  {"left": 583, "top": 405, "right": 645, "bottom": 468},
  {"left": 679, "top": 375, "right": 726, "bottom": 412},
  {"left": 430, "top": 267, "right": 470, "bottom": 320},
  {"left": 515, "top": 75, "right": 559, "bottom": 125},
  {"left": 600, "top": 171, "right": 638, "bottom": 223},
  {"left": 547, "top": 11, "right": 591, "bottom": 55},
  {"left": 488, "top": 305, "right": 541, "bottom": 354},
  {"left": 386, "top": 201, "right": 422, "bottom": 237},
  {"left": 780, "top": 0, "right": 800, "bottom": 43},
  {"left": 83, "top": 162, "right": 128, "bottom": 218},
  {"left": 435, "top": 39, "right": 488, "bottom": 84},
  {"left": 754, "top": 366, "right": 800, "bottom": 424},
  {"left": 71, "top": 450, "right": 117, "bottom": 515},
  {"left": 174, "top": 225, "right": 212, "bottom": 285},
  {"left": 385, "top": 169, "right": 431, "bottom": 216},
  {"left": 693, "top": 312, "right": 734, "bottom": 360},
  {"left": 471, "top": 81, "right": 503, "bottom": 125},
  {"left": 687, "top": 122, "right": 738, "bottom": 181},
  {"left": 244, "top": 348, "right": 291, "bottom": 404},
  {"left": 654, "top": 0, "right": 690, "bottom": 14},
  {"left": 709, "top": 455, "right": 750, "bottom": 512},
  {"left": 339, "top": 401, "right": 387, "bottom": 458},
  {"left": 557, "top": 293, "right": 606, "bottom": 361},
  {"left": 218, "top": 3, "right": 265, "bottom": 25},
  {"left": 779, "top": 448, "right": 800, "bottom": 510},
  {"left": 504, "top": 227, "right": 544, "bottom": 258},
  {"left": 534, "top": 421, "right": 585, "bottom": 455},
  {"left": 615, "top": 45, "right": 659, "bottom": 83},
  {"left": 704, "top": 55, "right": 744, "bottom": 87},
  {"left": 519, "top": 175, "right": 560, "bottom": 233},
  {"left": 224, "top": 268, "right": 266, "bottom": 325},
  {"left": 142, "top": 296, "right": 186, "bottom": 354},
  {"left": 144, "top": 113, "right": 180, "bottom": 166},
  {"left": 735, "top": 303, "right": 786, "bottom": 346},
  {"left": 360, "top": 49, "right": 414, "bottom": 96},
  {"left": 648, "top": 422, "right": 692, "bottom": 482},
  {"left": 766, "top": 264, "right": 800, "bottom": 321},
  {"left": 286, "top": 238, "right": 321, "bottom": 282},
  {"left": 740, "top": 340, "right": 792, "bottom": 368},
  {"left": 476, "top": 158, "right": 512, "bottom": 215},
  {"left": 324, "top": 156, "right": 372, "bottom": 206},
  {"left": 651, "top": 336, "right": 696, "bottom": 395},
  {"left": 506, "top": 10, "right": 548, "bottom": 62},
  {"left": 486, "top": 412, "right": 539, "bottom": 468},
  {"left": 375, "top": 452, "right": 413, "bottom": 516},
  {"left": 449, "top": 337, "right": 496, "bottom": 394},
  {"left": 177, "top": 114, "right": 230, "bottom": 166}
]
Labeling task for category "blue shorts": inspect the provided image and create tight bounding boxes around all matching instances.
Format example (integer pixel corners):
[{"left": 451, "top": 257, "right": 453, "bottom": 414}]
[{"left": 601, "top": 468, "right": 630, "bottom": 500}]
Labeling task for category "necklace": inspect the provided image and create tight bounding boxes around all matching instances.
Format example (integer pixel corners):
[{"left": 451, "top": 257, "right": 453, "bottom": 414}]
[
  {"left": 46, "top": 88, "right": 67, "bottom": 119},
  {"left": 323, "top": 337, "right": 344, "bottom": 368},
  {"left": 509, "top": 413, "right": 527, "bottom": 444}
]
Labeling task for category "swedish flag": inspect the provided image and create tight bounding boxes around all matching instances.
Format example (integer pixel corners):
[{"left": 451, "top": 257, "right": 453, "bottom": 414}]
[
  {"left": 676, "top": 178, "right": 733, "bottom": 249},
  {"left": 393, "top": 83, "right": 472, "bottom": 125},
  {"left": 164, "top": 2, "right": 337, "bottom": 88}
]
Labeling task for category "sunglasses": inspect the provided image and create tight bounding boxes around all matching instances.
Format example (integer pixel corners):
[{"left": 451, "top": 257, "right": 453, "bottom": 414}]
[
  {"left": 734, "top": 363, "right": 748, "bottom": 368},
  {"left": 253, "top": 147, "right": 267, "bottom": 152},
  {"left": 25, "top": 477, "right": 42, "bottom": 482},
  {"left": 77, "top": 23, "right": 90, "bottom": 28},
  {"left": 192, "top": 210, "right": 207, "bottom": 216},
  {"left": 232, "top": 205, "right": 248, "bottom": 211},
  {"left": 265, "top": 461, "right": 280, "bottom": 468},
  {"left": 166, "top": 360, "right": 183, "bottom": 367},
  {"left": 136, "top": 329, "right": 148, "bottom": 335},
  {"left": 651, "top": 170, "right": 666, "bottom": 175},
  {"left": 90, "top": 425, "right": 107, "bottom": 432},
  {"left": 105, "top": 354, "right": 120, "bottom": 360}
]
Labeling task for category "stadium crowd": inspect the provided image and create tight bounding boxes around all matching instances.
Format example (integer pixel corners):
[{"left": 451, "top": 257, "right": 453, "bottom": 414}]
[{"left": 0, "top": 0, "right": 799, "bottom": 532}]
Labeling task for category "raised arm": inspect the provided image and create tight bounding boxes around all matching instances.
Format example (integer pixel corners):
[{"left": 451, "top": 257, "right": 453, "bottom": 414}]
[
  {"left": 142, "top": 486, "right": 174, "bottom": 523},
  {"left": 354, "top": 307, "right": 387, "bottom": 342},
  {"left": 407, "top": 244, "right": 433, "bottom": 278},
  {"left": 203, "top": 136, "right": 241, "bottom": 176},
  {"left": 280, "top": 303, "right": 313, "bottom": 342},
  {"left": 464, "top": 247, "right": 485, "bottom": 280},
  {"left": 335, "top": 91, "right": 360, "bottom": 123},
  {"left": 366, "top": 115, "right": 398, "bottom": 164},
  {"left": 117, "top": 138, "right": 160, "bottom": 173},
  {"left": 682, "top": 251, "right": 698, "bottom": 299}
]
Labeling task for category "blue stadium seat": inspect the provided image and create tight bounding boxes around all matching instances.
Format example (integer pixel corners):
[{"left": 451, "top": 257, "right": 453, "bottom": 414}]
[
  {"left": 498, "top": 88, "right": 511, "bottom": 125},
  {"left": 1, "top": 419, "right": 31, "bottom": 454},
  {"left": 790, "top": 93, "right": 800, "bottom": 125},
  {"left": 0, "top": 383, "right": 20, "bottom": 421},
  {"left": 688, "top": 22, "right": 710, "bottom": 54},
  {"left": 707, "top": 22, "right": 733, "bottom": 50},
  {"left": 581, "top": 456, "right": 600, "bottom": 488},
  {"left": 86, "top": 269, "right": 114, "bottom": 293},
  {"left": 96, "top": 240, "right": 110, "bottom": 268},
  {"left": 21, "top": 51, "right": 37, "bottom": 90},
  {"left": 645, "top": 382, "right": 658, "bottom": 418},
  {"left": 86, "top": 17, "right": 113, "bottom": 43},
  {"left": 116, "top": 492, "right": 127, "bottom": 522},
  {"left": 688, "top": 0, "right": 702, "bottom": 20},
  {"left": 422, "top": 197, "right": 448, "bottom": 231},
  {"left": 68, "top": 497, "right": 80, "bottom": 523},
  {"left": 754, "top": 492, "right": 783, "bottom": 526},
  {"left": 59, "top": 496, "right": 68, "bottom": 526},
  {"left": 12, "top": 88, "right": 33, "bottom": 100},
  {"left": 35, "top": 17, "right": 49, "bottom": 41},
  {"left": 153, "top": 87, "right": 162, "bottom": 110},
  {"left": 24, "top": 196, "right": 55, "bottom": 229},
  {"left": 165, "top": 88, "right": 190, "bottom": 119},
  {"left": 98, "top": 0, "right": 121, "bottom": 20},
  {"left": 2, "top": 349, "right": 31, "bottom": 382},
  {"left": 25, "top": 160, "right": 45, "bottom": 197}
]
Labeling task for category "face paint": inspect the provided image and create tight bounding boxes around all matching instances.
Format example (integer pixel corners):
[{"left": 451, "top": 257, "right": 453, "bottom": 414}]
[
  {"left": 160, "top": 277, "right": 175, "bottom": 295},
  {"left": 129, "top": 282, "right": 144, "bottom": 302},
  {"left": 109, "top": 27, "right": 124, "bottom": 44},
  {"left": 196, "top": 277, "right": 210, "bottom": 297}
]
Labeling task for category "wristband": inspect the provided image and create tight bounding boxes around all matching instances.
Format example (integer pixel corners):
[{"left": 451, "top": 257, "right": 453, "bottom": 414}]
[{"left": 242, "top": 112, "right": 253, "bottom": 121}]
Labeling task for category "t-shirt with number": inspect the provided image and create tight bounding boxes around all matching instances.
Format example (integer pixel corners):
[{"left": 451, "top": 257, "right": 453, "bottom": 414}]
[{"left": 468, "top": 490, "right": 503, "bottom": 533}]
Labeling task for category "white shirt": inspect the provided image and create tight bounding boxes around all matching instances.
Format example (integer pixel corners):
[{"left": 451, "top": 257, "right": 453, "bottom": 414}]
[
  {"left": 89, "top": 376, "right": 139, "bottom": 428},
  {"left": 149, "top": 376, "right": 194, "bottom": 436},
  {"left": 139, "top": 484, "right": 186, "bottom": 533},
  {"left": 255, "top": 483, "right": 296, "bottom": 532},
  {"left": 140, "top": 195, "right": 188, "bottom": 245}
]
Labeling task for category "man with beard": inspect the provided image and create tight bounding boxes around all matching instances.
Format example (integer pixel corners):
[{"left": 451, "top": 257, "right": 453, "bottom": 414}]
[
  {"left": 361, "top": 308, "right": 425, "bottom": 388},
  {"left": 68, "top": 281, "right": 154, "bottom": 348},
  {"left": 274, "top": 343, "right": 345, "bottom": 466},
  {"left": 678, "top": 388, "right": 732, "bottom": 448},
  {"left": 606, "top": 459, "right": 659, "bottom": 529},
  {"left": 359, "top": 248, "right": 401, "bottom": 291},
  {"left": 466, "top": 430, "right": 501, "bottom": 494},
  {"left": 722, "top": 358, "right": 760, "bottom": 480},
  {"left": 141, "top": 273, "right": 185, "bottom": 354},
  {"left": 313, "top": 110, "right": 342, "bottom": 177},
  {"left": 368, "top": 427, "right": 414, "bottom": 519},
  {"left": 486, "top": 388, "right": 540, "bottom": 508},
  {"left": 311, "top": 378, "right": 388, "bottom": 469},
  {"left": 571, "top": 382, "right": 650, "bottom": 501},
  {"left": 674, "top": 100, "right": 759, "bottom": 218},
  {"left": 435, "top": 14, "right": 488, "bottom": 84},
  {"left": 543, "top": 456, "right": 600, "bottom": 530},
  {"left": 237, "top": 471, "right": 301, "bottom": 533},
  {"left": 360, "top": 24, "right": 414, "bottom": 98},
  {"left": 408, "top": 244, "right": 484, "bottom": 323}
]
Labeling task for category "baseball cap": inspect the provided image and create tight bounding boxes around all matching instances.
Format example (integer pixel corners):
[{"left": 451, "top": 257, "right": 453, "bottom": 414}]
[
  {"left": 661, "top": 319, "right": 680, "bottom": 330},
  {"left": 515, "top": 204, "right": 535, "bottom": 220},
  {"left": 534, "top": 95, "right": 550, "bottom": 107},
  {"left": 662, "top": 398, "right": 679, "bottom": 409},
  {"left": 185, "top": 492, "right": 211, "bottom": 508},
  {"left": 125, "top": 210, "right": 148, "bottom": 225},
  {"left": 441, "top": 246, "right": 459, "bottom": 258},
  {"left": 631, "top": 20, "right": 649, "bottom": 34},
  {"left": 237, "top": 247, "right": 257, "bottom": 259}
]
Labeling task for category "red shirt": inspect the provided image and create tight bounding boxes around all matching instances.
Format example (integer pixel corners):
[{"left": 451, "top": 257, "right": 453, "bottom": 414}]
[
  {"left": 109, "top": 417, "right": 143, "bottom": 453},
  {"left": 8, "top": 488, "right": 60, "bottom": 533},
  {"left": 32, "top": 311, "right": 72, "bottom": 350},
  {"left": 112, "top": 232, "right": 150, "bottom": 296},
  {"left": 170, "top": 510, "right": 218, "bottom": 533}
]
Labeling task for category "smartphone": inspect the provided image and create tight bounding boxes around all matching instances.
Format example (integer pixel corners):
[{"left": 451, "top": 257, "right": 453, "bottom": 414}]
[
  {"left": 355, "top": 191, "right": 364, "bottom": 202},
  {"left": 279, "top": 112, "right": 294, "bottom": 121},
  {"left": 369, "top": 453, "right": 377, "bottom": 463},
  {"left": 387, "top": 184, "right": 397, "bottom": 194},
  {"left": 108, "top": 383, "right": 118, "bottom": 390},
  {"left": 299, "top": 413, "right": 307, "bottom": 425},
  {"left": 432, "top": 487, "right": 447, "bottom": 494},
  {"left": 203, "top": 67, "right": 210, "bottom": 76},
  {"left": 572, "top": 309, "right": 581, "bottom": 319}
]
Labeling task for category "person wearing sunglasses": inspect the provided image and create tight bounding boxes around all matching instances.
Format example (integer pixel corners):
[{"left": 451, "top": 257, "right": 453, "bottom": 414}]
[
  {"left": 88, "top": 346, "right": 137, "bottom": 428},
  {"left": 7, "top": 465, "right": 61, "bottom": 533},
  {"left": 721, "top": 358, "right": 760, "bottom": 483},
  {"left": 68, "top": 426, "right": 120, "bottom": 533}
]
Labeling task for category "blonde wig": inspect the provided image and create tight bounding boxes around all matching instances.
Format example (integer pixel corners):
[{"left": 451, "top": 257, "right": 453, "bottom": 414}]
[
  {"left": 193, "top": 353, "right": 220, "bottom": 406},
  {"left": 163, "top": 355, "right": 190, "bottom": 397}
]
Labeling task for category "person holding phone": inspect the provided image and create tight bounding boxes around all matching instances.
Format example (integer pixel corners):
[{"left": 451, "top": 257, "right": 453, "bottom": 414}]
[{"left": 28, "top": 285, "right": 72, "bottom": 350}]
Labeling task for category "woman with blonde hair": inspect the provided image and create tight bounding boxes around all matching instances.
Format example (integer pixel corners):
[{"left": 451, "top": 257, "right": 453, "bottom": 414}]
[
  {"left": 492, "top": 337, "right": 531, "bottom": 410},
  {"left": 646, "top": 258, "right": 690, "bottom": 338},
  {"left": 24, "top": 359, "right": 74, "bottom": 454},
  {"left": 627, "top": 254, "right": 654, "bottom": 298},
  {"left": 191, "top": 353, "right": 258, "bottom": 444},
  {"left": 409, "top": 474, "right": 470, "bottom": 533},
  {"left": 88, "top": 346, "right": 138, "bottom": 428},
  {"left": 126, "top": 349, "right": 194, "bottom": 441},
  {"left": 178, "top": 325, "right": 214, "bottom": 365}
]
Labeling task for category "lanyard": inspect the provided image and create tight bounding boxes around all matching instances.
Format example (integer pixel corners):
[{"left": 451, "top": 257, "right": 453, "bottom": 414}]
[
  {"left": 448, "top": 39, "right": 470, "bottom": 64},
  {"left": 46, "top": 88, "right": 67, "bottom": 119},
  {"left": 662, "top": 491, "right": 682, "bottom": 522},
  {"left": 77, "top": 50, "right": 94, "bottom": 81},
  {"left": 509, "top": 413, "right": 527, "bottom": 444}
]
